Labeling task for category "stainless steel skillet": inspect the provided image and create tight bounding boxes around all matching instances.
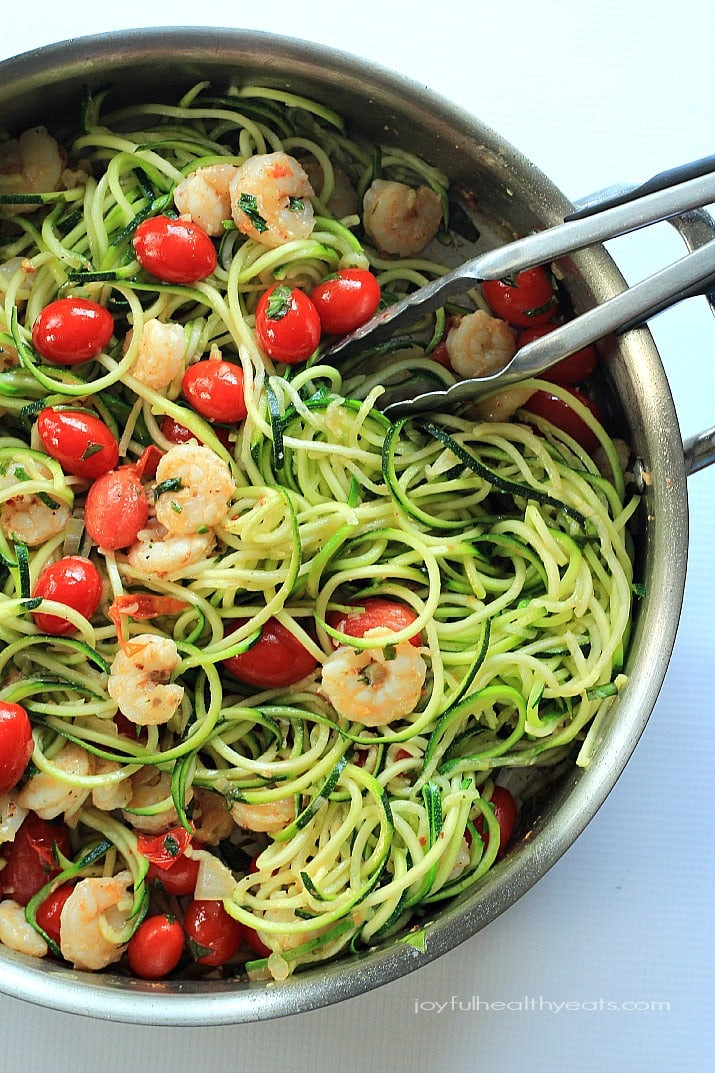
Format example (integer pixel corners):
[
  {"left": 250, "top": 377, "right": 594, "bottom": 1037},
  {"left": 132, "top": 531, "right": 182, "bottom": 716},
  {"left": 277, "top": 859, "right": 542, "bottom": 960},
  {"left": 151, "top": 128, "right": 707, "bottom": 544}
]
[{"left": 0, "top": 26, "right": 714, "bottom": 1027}]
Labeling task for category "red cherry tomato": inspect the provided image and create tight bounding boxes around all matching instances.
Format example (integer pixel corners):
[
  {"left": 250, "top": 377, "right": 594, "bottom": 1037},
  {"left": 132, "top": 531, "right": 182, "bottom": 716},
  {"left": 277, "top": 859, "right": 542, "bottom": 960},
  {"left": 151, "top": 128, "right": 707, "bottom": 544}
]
[
  {"left": 147, "top": 844, "right": 204, "bottom": 896},
  {"left": 430, "top": 340, "right": 453, "bottom": 369},
  {"left": 137, "top": 826, "right": 193, "bottom": 871},
  {"left": 475, "top": 785, "right": 517, "bottom": 857},
  {"left": 35, "top": 882, "right": 75, "bottom": 947},
  {"left": 222, "top": 617, "right": 318, "bottom": 688},
  {"left": 0, "top": 702, "right": 34, "bottom": 794},
  {"left": 184, "top": 899, "right": 243, "bottom": 966},
  {"left": 32, "top": 555, "right": 102, "bottom": 636},
  {"left": 84, "top": 465, "right": 149, "bottom": 550},
  {"left": 310, "top": 268, "right": 381, "bottom": 335},
  {"left": 182, "top": 359, "right": 247, "bottom": 423},
  {"left": 127, "top": 914, "right": 185, "bottom": 979},
  {"left": 31, "top": 298, "right": 114, "bottom": 366},
  {"left": 36, "top": 408, "right": 119, "bottom": 480},
  {"left": 1, "top": 813, "right": 72, "bottom": 906},
  {"left": 255, "top": 284, "right": 321, "bottom": 364},
  {"left": 160, "top": 416, "right": 196, "bottom": 444},
  {"left": 518, "top": 324, "right": 598, "bottom": 385},
  {"left": 327, "top": 597, "right": 422, "bottom": 648},
  {"left": 243, "top": 926, "right": 272, "bottom": 959},
  {"left": 524, "top": 386, "right": 603, "bottom": 453},
  {"left": 482, "top": 266, "right": 557, "bottom": 328},
  {"left": 133, "top": 215, "right": 217, "bottom": 284}
]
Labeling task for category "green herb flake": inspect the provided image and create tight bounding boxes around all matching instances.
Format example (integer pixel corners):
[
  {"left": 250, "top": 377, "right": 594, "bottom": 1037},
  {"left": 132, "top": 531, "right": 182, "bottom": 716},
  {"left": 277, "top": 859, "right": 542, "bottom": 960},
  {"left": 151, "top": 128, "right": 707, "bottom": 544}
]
[
  {"left": 162, "top": 833, "right": 180, "bottom": 858},
  {"left": 266, "top": 284, "right": 294, "bottom": 321},
  {"left": 288, "top": 196, "right": 304, "bottom": 212},
  {"left": 237, "top": 192, "right": 268, "bottom": 233},
  {"left": 81, "top": 442, "right": 105, "bottom": 461},
  {"left": 170, "top": 500, "right": 183, "bottom": 514},
  {"left": 383, "top": 644, "right": 397, "bottom": 661},
  {"left": 155, "top": 477, "right": 183, "bottom": 498}
]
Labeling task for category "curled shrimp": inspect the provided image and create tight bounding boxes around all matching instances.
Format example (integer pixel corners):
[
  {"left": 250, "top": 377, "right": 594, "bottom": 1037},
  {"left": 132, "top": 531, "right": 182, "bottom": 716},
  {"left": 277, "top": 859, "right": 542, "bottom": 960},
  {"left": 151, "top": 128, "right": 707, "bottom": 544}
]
[
  {"left": 321, "top": 627, "right": 427, "bottom": 727},
  {"left": 174, "top": 163, "right": 239, "bottom": 236},
  {"left": 91, "top": 759, "right": 134, "bottom": 812},
  {"left": 446, "top": 309, "right": 517, "bottom": 380},
  {"left": 0, "top": 899, "right": 48, "bottom": 958},
  {"left": 230, "top": 152, "right": 315, "bottom": 248},
  {"left": 362, "top": 179, "right": 443, "bottom": 256},
  {"left": 0, "top": 462, "right": 71, "bottom": 547},
  {"left": 230, "top": 796, "right": 295, "bottom": 834},
  {"left": 59, "top": 871, "right": 133, "bottom": 970},
  {"left": 107, "top": 633, "right": 184, "bottom": 726},
  {"left": 153, "top": 441, "right": 235, "bottom": 537},
  {"left": 121, "top": 765, "right": 192, "bottom": 834},
  {"left": 17, "top": 741, "right": 93, "bottom": 821},
  {"left": 127, "top": 318, "right": 186, "bottom": 392},
  {"left": 126, "top": 518, "right": 216, "bottom": 580},
  {"left": 0, "top": 127, "right": 65, "bottom": 213},
  {"left": 192, "top": 787, "right": 235, "bottom": 844}
]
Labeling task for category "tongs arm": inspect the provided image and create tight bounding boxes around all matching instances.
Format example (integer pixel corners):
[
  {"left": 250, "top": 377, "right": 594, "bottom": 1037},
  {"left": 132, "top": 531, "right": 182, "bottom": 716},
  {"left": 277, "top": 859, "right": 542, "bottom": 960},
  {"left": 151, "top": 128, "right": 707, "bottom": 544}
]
[
  {"left": 382, "top": 237, "right": 715, "bottom": 418},
  {"left": 326, "top": 155, "right": 715, "bottom": 362}
]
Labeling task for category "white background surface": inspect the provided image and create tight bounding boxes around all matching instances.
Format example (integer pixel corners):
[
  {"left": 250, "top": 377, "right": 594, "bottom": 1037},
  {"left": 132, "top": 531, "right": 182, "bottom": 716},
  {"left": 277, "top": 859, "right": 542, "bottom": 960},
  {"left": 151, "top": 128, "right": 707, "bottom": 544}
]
[{"left": 1, "top": 3, "right": 714, "bottom": 1071}]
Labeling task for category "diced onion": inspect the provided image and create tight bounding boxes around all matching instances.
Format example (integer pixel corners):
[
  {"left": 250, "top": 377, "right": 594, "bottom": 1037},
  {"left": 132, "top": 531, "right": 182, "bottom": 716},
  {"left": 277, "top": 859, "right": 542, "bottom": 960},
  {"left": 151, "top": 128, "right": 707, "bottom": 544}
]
[
  {"left": 0, "top": 795, "right": 27, "bottom": 843},
  {"left": 193, "top": 850, "right": 236, "bottom": 900},
  {"left": 62, "top": 514, "right": 86, "bottom": 557}
]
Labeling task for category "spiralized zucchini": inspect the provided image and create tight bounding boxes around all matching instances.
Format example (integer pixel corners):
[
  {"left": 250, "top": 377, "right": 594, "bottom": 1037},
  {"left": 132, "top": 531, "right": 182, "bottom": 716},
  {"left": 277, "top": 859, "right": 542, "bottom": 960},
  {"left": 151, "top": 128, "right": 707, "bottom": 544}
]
[{"left": 0, "top": 82, "right": 636, "bottom": 980}]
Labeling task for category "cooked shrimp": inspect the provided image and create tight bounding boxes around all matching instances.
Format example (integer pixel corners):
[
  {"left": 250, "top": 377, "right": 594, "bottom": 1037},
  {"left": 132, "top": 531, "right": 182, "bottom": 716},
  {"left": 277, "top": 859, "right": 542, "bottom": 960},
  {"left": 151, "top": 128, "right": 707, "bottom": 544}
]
[
  {"left": 0, "top": 795, "right": 27, "bottom": 845},
  {"left": 59, "top": 871, "right": 133, "bottom": 970},
  {"left": 91, "top": 759, "right": 134, "bottom": 812},
  {"left": 0, "top": 127, "right": 65, "bottom": 213},
  {"left": 174, "top": 163, "right": 239, "bottom": 236},
  {"left": 230, "top": 152, "right": 315, "bottom": 248},
  {"left": 126, "top": 518, "right": 216, "bottom": 579},
  {"left": 362, "top": 179, "right": 442, "bottom": 256},
  {"left": 254, "top": 904, "right": 322, "bottom": 959},
  {"left": 121, "top": 765, "right": 192, "bottom": 833},
  {"left": 0, "top": 462, "right": 71, "bottom": 547},
  {"left": 107, "top": 633, "right": 184, "bottom": 726},
  {"left": 472, "top": 384, "right": 536, "bottom": 423},
  {"left": 321, "top": 627, "right": 426, "bottom": 727},
  {"left": 0, "top": 257, "right": 34, "bottom": 304},
  {"left": 17, "top": 741, "right": 93, "bottom": 820},
  {"left": 230, "top": 796, "right": 295, "bottom": 834},
  {"left": 192, "top": 787, "right": 235, "bottom": 845},
  {"left": 0, "top": 339, "right": 19, "bottom": 370},
  {"left": 0, "top": 899, "right": 48, "bottom": 958},
  {"left": 153, "top": 441, "right": 235, "bottom": 536},
  {"left": 446, "top": 309, "right": 517, "bottom": 381},
  {"left": 127, "top": 318, "right": 186, "bottom": 392}
]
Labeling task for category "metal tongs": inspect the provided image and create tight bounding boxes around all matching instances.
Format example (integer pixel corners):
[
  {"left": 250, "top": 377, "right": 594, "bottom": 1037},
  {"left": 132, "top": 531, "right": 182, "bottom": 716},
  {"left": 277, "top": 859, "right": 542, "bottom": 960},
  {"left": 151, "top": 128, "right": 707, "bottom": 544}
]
[{"left": 325, "top": 155, "right": 715, "bottom": 418}]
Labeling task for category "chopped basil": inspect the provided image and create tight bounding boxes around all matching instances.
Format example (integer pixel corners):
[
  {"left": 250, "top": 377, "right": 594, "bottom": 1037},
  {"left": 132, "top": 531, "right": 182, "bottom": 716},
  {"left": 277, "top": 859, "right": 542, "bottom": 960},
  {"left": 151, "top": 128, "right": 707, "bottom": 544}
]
[
  {"left": 170, "top": 500, "right": 183, "bottom": 514},
  {"left": 162, "top": 833, "right": 180, "bottom": 857},
  {"left": 266, "top": 284, "right": 294, "bottom": 321},
  {"left": 237, "top": 192, "right": 267, "bottom": 233},
  {"left": 288, "top": 196, "right": 304, "bottom": 212},
  {"left": 81, "top": 442, "right": 105, "bottom": 460},
  {"left": 383, "top": 644, "right": 397, "bottom": 661},
  {"left": 154, "top": 477, "right": 183, "bottom": 497}
]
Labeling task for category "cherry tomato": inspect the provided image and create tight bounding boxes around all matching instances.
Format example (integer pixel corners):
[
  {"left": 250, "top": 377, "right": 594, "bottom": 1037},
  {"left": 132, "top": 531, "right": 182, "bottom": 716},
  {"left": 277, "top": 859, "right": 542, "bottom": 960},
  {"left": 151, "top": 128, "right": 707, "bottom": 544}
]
[
  {"left": 160, "top": 416, "right": 196, "bottom": 444},
  {"left": 32, "top": 555, "right": 102, "bottom": 636},
  {"left": 31, "top": 298, "right": 114, "bottom": 366},
  {"left": 475, "top": 786, "right": 517, "bottom": 857},
  {"left": 429, "top": 340, "right": 453, "bottom": 369},
  {"left": 182, "top": 359, "right": 247, "bottom": 423},
  {"left": 184, "top": 899, "right": 243, "bottom": 966},
  {"left": 127, "top": 914, "right": 185, "bottom": 980},
  {"left": 1, "top": 813, "right": 72, "bottom": 906},
  {"left": 222, "top": 617, "right": 318, "bottom": 688},
  {"left": 147, "top": 843, "right": 204, "bottom": 896},
  {"left": 518, "top": 324, "right": 598, "bottom": 385},
  {"left": 482, "top": 266, "right": 557, "bottom": 328},
  {"left": 327, "top": 596, "right": 422, "bottom": 648},
  {"left": 35, "top": 882, "right": 75, "bottom": 947},
  {"left": 84, "top": 465, "right": 149, "bottom": 550},
  {"left": 137, "top": 826, "right": 193, "bottom": 871},
  {"left": 133, "top": 215, "right": 217, "bottom": 284},
  {"left": 0, "top": 702, "right": 34, "bottom": 794},
  {"left": 255, "top": 284, "right": 321, "bottom": 364},
  {"left": 310, "top": 268, "right": 381, "bottom": 335},
  {"left": 524, "top": 386, "right": 603, "bottom": 453},
  {"left": 243, "top": 926, "right": 272, "bottom": 959},
  {"left": 36, "top": 408, "right": 119, "bottom": 480}
]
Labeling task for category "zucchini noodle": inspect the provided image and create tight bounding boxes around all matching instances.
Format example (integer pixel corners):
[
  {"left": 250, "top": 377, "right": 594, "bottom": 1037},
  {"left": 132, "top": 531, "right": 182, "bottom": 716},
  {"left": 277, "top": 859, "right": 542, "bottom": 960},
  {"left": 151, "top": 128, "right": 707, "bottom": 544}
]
[{"left": 0, "top": 82, "right": 637, "bottom": 981}]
